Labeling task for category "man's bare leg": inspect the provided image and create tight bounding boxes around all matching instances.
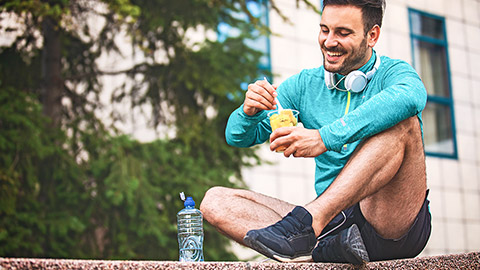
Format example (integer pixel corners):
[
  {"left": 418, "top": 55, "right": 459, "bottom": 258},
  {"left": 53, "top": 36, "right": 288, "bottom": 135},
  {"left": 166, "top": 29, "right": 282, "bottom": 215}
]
[
  {"left": 200, "top": 187, "right": 295, "bottom": 244},
  {"left": 201, "top": 116, "right": 426, "bottom": 262},
  {"left": 305, "top": 116, "right": 427, "bottom": 239}
]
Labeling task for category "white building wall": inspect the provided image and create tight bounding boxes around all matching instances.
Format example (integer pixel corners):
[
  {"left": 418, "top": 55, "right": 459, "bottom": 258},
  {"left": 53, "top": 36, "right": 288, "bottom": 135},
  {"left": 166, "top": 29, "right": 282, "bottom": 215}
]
[{"left": 236, "top": 0, "right": 480, "bottom": 259}]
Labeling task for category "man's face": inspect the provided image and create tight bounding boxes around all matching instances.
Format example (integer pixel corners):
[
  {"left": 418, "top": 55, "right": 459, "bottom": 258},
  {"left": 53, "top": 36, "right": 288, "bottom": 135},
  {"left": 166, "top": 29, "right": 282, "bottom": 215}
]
[{"left": 319, "top": 5, "right": 373, "bottom": 75}]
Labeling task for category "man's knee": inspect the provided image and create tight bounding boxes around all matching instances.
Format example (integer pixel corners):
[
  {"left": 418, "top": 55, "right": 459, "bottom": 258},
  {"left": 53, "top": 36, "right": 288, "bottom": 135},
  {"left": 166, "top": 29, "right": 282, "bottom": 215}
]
[
  {"left": 395, "top": 116, "right": 421, "bottom": 135},
  {"left": 200, "top": 186, "right": 230, "bottom": 223},
  {"left": 373, "top": 116, "right": 422, "bottom": 145},
  {"left": 393, "top": 117, "right": 424, "bottom": 152},
  {"left": 358, "top": 117, "right": 422, "bottom": 152}
]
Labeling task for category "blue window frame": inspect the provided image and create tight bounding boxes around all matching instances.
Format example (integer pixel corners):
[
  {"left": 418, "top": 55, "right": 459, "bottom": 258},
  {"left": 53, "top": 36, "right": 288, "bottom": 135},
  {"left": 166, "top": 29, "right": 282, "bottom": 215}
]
[
  {"left": 408, "top": 9, "right": 458, "bottom": 159},
  {"left": 218, "top": 0, "right": 271, "bottom": 83}
]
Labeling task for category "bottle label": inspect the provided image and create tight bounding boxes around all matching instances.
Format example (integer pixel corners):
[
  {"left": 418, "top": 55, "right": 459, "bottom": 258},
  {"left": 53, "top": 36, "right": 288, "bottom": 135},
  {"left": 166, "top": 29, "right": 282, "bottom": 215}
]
[{"left": 179, "top": 235, "right": 204, "bottom": 262}]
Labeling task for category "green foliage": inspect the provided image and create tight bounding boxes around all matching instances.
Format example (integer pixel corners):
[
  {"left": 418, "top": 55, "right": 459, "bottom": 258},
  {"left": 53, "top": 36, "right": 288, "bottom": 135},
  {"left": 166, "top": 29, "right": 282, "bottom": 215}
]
[
  {"left": 1, "top": 0, "right": 69, "bottom": 20},
  {"left": 0, "top": 0, "right": 315, "bottom": 261},
  {"left": 0, "top": 87, "right": 87, "bottom": 257},
  {"left": 83, "top": 135, "right": 242, "bottom": 260},
  {"left": 0, "top": 90, "right": 244, "bottom": 259}
]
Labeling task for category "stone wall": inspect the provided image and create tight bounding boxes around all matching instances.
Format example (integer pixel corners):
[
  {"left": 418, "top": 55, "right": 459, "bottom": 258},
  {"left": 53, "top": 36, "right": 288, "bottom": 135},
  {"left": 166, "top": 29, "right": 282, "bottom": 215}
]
[{"left": 1, "top": 252, "right": 479, "bottom": 270}]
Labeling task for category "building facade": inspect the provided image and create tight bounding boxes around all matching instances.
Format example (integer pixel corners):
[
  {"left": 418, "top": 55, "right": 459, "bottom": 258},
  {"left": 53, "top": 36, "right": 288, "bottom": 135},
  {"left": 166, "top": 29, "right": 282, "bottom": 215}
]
[{"left": 234, "top": 0, "right": 480, "bottom": 260}]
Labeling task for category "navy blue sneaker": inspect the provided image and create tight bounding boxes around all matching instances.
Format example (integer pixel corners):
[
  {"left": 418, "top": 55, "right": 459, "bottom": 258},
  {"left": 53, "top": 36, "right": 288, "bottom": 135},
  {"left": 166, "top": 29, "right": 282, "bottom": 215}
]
[
  {"left": 243, "top": 206, "right": 316, "bottom": 262},
  {"left": 312, "top": 224, "right": 370, "bottom": 265}
]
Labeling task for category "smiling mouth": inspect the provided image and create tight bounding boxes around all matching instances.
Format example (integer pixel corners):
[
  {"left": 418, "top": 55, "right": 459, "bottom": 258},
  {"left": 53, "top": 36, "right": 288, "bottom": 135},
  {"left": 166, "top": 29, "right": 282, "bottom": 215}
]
[{"left": 326, "top": 51, "right": 344, "bottom": 57}]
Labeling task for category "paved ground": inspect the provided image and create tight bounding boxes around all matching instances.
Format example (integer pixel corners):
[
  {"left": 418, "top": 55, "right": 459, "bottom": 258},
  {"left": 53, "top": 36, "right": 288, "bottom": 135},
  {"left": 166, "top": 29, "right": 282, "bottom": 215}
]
[{"left": 1, "top": 252, "right": 479, "bottom": 269}]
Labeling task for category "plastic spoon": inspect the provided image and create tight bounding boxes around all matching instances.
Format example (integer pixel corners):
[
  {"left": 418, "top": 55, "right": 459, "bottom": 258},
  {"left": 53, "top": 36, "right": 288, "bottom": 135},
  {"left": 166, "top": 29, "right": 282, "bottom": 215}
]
[{"left": 264, "top": 77, "right": 283, "bottom": 111}]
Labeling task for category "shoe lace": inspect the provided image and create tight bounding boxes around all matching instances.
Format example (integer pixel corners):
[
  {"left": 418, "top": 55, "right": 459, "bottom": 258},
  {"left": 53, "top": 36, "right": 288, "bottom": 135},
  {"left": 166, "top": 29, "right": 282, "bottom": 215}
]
[{"left": 271, "top": 212, "right": 306, "bottom": 237}]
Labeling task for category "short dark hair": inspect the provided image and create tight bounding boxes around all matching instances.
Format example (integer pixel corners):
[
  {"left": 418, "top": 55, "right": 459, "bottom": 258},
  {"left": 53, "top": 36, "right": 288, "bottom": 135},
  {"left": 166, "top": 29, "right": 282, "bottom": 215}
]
[{"left": 322, "top": 0, "right": 386, "bottom": 34}]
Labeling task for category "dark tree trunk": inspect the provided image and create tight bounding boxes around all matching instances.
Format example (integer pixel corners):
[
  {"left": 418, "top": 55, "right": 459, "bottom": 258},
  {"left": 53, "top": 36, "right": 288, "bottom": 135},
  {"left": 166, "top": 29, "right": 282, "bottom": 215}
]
[
  {"left": 41, "top": 17, "right": 63, "bottom": 128},
  {"left": 39, "top": 17, "right": 64, "bottom": 254}
]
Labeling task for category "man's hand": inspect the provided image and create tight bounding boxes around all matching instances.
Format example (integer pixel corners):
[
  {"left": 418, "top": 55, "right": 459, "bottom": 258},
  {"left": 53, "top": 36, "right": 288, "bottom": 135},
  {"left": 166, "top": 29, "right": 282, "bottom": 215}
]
[
  {"left": 243, "top": 79, "right": 278, "bottom": 116},
  {"left": 270, "top": 127, "right": 327, "bottom": 158}
]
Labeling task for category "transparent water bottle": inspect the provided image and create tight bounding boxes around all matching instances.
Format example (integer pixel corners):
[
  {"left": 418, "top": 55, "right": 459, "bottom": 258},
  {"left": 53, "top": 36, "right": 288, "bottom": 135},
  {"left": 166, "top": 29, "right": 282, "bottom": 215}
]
[{"left": 177, "top": 193, "right": 204, "bottom": 262}]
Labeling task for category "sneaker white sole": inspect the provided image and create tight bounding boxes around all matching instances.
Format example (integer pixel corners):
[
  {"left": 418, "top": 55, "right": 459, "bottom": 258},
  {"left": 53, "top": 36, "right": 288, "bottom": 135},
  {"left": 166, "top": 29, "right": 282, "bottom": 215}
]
[
  {"left": 244, "top": 234, "right": 313, "bottom": 263},
  {"left": 273, "top": 254, "right": 313, "bottom": 263}
]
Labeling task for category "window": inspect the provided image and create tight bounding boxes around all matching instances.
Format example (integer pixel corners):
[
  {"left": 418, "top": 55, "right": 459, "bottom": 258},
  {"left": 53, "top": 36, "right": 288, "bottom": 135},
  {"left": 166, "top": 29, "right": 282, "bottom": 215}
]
[
  {"left": 218, "top": 0, "right": 271, "bottom": 83},
  {"left": 409, "top": 9, "right": 457, "bottom": 158}
]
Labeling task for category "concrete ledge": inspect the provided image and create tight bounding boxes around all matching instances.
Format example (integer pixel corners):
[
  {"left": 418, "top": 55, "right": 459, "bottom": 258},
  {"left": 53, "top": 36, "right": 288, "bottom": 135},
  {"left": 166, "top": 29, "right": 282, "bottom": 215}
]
[{"left": 1, "top": 252, "right": 479, "bottom": 269}]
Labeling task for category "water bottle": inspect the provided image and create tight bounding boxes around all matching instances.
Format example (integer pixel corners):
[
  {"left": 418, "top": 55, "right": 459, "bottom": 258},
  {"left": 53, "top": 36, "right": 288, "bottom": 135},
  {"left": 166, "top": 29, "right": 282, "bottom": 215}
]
[{"left": 177, "top": 193, "right": 204, "bottom": 262}]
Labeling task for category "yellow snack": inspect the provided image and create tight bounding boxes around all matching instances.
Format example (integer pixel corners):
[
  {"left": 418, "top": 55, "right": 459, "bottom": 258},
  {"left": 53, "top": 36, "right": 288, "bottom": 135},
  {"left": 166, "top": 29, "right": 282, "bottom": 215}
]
[
  {"left": 270, "top": 109, "right": 297, "bottom": 131},
  {"left": 280, "top": 109, "right": 298, "bottom": 126},
  {"left": 268, "top": 109, "right": 299, "bottom": 152}
]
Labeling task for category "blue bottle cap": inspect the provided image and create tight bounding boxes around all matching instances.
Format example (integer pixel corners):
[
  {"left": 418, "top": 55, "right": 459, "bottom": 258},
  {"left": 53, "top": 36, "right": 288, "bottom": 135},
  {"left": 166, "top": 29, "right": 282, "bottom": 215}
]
[{"left": 184, "top": 196, "right": 195, "bottom": 207}]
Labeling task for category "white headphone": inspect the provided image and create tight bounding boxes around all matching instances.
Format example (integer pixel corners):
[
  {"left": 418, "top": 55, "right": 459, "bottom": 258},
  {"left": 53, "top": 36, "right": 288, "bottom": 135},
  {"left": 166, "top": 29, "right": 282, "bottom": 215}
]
[{"left": 324, "top": 54, "right": 381, "bottom": 93}]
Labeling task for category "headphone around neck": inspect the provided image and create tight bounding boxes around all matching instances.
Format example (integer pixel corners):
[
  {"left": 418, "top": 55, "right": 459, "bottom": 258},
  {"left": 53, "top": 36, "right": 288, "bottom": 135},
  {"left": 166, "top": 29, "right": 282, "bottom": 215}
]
[{"left": 324, "top": 54, "right": 381, "bottom": 93}]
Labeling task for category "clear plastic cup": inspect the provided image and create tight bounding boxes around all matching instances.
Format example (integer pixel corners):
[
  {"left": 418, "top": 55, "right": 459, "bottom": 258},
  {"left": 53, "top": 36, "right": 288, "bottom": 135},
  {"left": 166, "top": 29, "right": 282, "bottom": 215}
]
[{"left": 267, "top": 109, "right": 299, "bottom": 152}]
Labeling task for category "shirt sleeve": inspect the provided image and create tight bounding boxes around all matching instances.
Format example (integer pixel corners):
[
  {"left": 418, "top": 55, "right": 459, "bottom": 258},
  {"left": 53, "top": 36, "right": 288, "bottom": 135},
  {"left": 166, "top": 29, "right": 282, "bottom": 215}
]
[
  {"left": 319, "top": 59, "right": 427, "bottom": 152},
  {"left": 224, "top": 74, "right": 302, "bottom": 148},
  {"left": 225, "top": 105, "right": 272, "bottom": 148}
]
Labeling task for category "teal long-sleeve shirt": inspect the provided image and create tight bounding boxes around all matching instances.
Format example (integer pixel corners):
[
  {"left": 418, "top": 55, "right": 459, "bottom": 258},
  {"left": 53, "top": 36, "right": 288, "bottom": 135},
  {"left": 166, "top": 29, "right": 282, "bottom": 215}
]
[{"left": 225, "top": 52, "right": 427, "bottom": 196}]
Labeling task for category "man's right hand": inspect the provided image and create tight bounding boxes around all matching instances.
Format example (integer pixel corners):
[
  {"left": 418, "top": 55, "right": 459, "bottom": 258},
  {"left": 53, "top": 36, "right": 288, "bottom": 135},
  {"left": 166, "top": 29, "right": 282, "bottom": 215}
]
[{"left": 243, "top": 79, "right": 278, "bottom": 116}]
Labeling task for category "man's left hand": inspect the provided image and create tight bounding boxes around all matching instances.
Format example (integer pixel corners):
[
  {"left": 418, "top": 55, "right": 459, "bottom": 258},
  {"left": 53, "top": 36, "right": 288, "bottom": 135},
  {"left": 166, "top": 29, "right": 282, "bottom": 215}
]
[{"left": 269, "top": 127, "right": 327, "bottom": 158}]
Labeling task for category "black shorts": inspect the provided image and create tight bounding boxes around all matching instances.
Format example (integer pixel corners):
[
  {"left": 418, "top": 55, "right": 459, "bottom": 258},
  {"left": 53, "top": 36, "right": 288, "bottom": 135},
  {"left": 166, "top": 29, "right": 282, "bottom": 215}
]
[{"left": 319, "top": 191, "right": 432, "bottom": 261}]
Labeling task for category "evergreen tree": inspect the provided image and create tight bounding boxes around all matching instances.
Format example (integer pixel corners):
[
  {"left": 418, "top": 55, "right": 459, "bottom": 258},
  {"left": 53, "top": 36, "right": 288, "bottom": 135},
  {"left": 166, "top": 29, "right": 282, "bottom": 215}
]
[{"left": 0, "top": 0, "right": 317, "bottom": 260}]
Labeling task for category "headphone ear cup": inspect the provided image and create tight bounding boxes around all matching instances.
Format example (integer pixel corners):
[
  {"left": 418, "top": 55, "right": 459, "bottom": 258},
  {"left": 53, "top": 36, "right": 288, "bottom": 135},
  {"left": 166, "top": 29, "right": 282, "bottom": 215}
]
[
  {"left": 324, "top": 69, "right": 334, "bottom": 89},
  {"left": 345, "top": 71, "right": 368, "bottom": 93}
]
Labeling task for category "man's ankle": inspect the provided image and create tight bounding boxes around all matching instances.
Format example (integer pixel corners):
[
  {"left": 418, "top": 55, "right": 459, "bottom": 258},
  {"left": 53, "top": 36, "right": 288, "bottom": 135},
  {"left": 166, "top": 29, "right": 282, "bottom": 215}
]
[{"left": 303, "top": 204, "right": 332, "bottom": 238}]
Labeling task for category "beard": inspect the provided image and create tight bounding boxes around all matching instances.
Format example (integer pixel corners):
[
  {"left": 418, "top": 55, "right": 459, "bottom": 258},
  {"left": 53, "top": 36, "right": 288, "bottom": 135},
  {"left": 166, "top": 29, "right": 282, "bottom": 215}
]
[{"left": 322, "top": 37, "right": 369, "bottom": 75}]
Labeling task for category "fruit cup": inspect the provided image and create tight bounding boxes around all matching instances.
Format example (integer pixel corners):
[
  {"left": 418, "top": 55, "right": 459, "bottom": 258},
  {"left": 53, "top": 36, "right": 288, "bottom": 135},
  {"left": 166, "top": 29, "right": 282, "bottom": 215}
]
[{"left": 267, "top": 109, "right": 299, "bottom": 152}]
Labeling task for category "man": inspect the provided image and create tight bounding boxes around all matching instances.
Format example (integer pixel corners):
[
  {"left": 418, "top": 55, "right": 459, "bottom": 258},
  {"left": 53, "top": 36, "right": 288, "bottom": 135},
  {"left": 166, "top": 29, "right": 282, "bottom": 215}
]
[{"left": 200, "top": 0, "right": 431, "bottom": 264}]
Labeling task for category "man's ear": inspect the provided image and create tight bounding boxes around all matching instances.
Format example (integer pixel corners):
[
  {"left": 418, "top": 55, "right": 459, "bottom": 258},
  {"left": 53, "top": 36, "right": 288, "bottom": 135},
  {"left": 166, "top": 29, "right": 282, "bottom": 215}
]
[{"left": 367, "top": 25, "right": 381, "bottom": 47}]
